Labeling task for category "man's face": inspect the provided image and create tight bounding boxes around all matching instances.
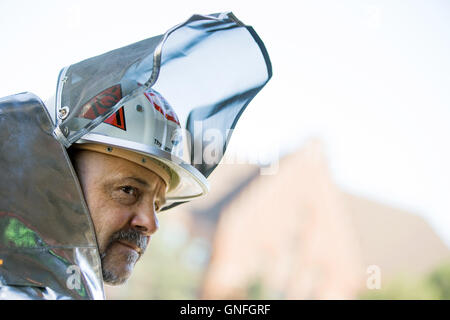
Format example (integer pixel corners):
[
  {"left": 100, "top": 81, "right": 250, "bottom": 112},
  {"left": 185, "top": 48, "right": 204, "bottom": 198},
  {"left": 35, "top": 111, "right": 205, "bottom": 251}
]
[{"left": 72, "top": 150, "right": 166, "bottom": 285}]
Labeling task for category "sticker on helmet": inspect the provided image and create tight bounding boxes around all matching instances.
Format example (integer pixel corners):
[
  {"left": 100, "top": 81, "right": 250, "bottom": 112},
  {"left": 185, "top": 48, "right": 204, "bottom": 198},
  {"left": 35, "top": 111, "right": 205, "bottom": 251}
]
[
  {"left": 143, "top": 90, "right": 180, "bottom": 126},
  {"left": 79, "top": 84, "right": 126, "bottom": 130}
]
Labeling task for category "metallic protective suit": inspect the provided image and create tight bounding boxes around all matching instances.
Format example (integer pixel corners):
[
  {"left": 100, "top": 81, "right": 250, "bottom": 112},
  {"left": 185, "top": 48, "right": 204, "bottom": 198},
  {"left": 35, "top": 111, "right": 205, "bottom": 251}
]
[
  {"left": 0, "top": 12, "right": 271, "bottom": 299},
  {"left": 0, "top": 93, "right": 104, "bottom": 299}
]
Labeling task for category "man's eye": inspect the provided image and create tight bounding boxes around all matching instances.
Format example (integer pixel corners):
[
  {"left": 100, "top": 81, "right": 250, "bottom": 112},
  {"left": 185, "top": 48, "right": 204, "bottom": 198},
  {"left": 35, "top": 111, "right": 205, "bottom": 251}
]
[
  {"left": 111, "top": 185, "right": 140, "bottom": 205},
  {"left": 121, "top": 186, "right": 137, "bottom": 196}
]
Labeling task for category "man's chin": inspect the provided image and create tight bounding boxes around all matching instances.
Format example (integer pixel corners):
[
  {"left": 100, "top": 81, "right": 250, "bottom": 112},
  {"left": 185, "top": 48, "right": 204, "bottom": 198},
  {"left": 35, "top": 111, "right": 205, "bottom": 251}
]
[
  {"left": 102, "top": 269, "right": 130, "bottom": 286},
  {"left": 100, "top": 242, "right": 139, "bottom": 285}
]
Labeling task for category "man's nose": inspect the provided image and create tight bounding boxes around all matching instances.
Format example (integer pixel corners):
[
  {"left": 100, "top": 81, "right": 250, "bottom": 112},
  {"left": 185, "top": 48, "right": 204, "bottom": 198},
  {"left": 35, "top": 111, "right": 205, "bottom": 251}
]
[{"left": 130, "top": 204, "right": 159, "bottom": 236}]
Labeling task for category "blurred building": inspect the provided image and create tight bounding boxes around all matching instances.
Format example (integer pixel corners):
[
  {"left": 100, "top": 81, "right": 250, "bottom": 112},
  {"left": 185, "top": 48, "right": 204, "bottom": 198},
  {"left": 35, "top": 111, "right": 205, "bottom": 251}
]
[
  {"left": 105, "top": 139, "right": 450, "bottom": 299},
  {"left": 198, "top": 139, "right": 450, "bottom": 299}
]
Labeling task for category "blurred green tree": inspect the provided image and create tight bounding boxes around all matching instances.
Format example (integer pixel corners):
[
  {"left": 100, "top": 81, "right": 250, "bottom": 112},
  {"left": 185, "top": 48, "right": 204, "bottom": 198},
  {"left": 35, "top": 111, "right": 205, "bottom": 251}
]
[{"left": 427, "top": 261, "right": 450, "bottom": 299}]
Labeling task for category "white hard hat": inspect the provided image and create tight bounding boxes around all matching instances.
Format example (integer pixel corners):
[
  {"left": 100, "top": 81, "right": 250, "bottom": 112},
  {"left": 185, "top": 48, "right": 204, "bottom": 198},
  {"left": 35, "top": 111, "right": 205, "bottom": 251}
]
[{"left": 67, "top": 86, "right": 209, "bottom": 203}]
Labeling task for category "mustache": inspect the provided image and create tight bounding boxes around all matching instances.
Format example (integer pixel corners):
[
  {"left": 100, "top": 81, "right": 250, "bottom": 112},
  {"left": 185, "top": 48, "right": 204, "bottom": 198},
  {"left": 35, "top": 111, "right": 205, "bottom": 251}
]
[{"left": 103, "top": 228, "right": 148, "bottom": 256}]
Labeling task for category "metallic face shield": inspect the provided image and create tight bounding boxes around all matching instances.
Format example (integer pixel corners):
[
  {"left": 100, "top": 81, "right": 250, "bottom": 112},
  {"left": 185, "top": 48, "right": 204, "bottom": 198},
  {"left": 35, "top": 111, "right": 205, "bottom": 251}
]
[{"left": 52, "top": 12, "right": 272, "bottom": 198}]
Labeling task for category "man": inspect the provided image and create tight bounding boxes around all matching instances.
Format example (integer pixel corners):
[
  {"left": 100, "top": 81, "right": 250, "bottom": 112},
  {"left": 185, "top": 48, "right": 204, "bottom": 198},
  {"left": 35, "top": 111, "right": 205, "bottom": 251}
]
[
  {"left": 71, "top": 148, "right": 165, "bottom": 286},
  {"left": 66, "top": 86, "right": 210, "bottom": 287},
  {"left": 0, "top": 12, "right": 271, "bottom": 299}
]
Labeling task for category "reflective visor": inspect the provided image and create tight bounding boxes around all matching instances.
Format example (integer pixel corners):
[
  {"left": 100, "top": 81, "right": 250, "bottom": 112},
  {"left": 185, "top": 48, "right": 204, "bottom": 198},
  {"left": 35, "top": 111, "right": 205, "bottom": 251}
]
[{"left": 54, "top": 11, "right": 272, "bottom": 182}]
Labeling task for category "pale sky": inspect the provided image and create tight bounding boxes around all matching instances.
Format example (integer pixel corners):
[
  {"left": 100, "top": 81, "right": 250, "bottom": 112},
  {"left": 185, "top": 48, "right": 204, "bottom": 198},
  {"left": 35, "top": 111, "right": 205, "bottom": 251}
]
[{"left": 1, "top": 0, "right": 449, "bottom": 246}]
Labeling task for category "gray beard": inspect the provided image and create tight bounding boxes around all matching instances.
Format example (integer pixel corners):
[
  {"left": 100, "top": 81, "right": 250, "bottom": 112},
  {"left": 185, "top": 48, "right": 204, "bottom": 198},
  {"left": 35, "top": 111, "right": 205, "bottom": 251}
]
[
  {"left": 99, "top": 228, "right": 148, "bottom": 285},
  {"left": 101, "top": 250, "right": 137, "bottom": 285}
]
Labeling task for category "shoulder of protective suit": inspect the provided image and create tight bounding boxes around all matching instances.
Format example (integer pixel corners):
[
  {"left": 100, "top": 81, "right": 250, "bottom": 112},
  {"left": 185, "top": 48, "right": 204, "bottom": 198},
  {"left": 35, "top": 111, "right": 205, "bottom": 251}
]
[{"left": 0, "top": 284, "right": 74, "bottom": 300}]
